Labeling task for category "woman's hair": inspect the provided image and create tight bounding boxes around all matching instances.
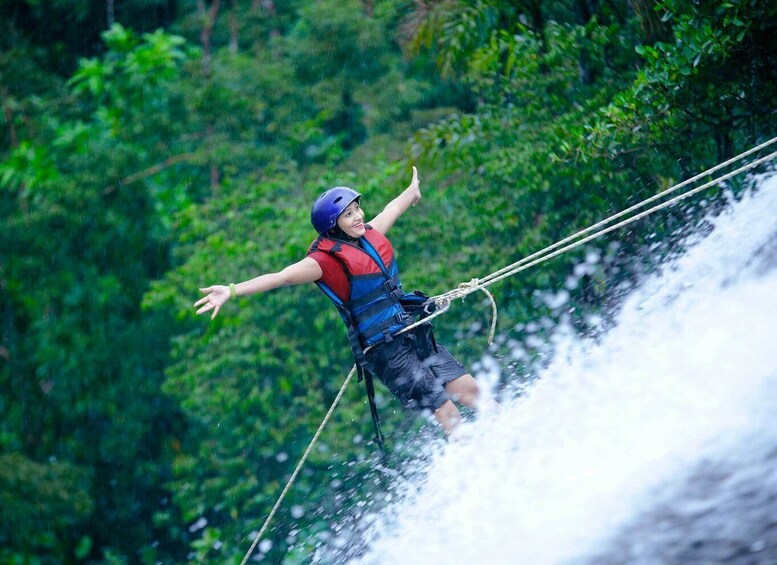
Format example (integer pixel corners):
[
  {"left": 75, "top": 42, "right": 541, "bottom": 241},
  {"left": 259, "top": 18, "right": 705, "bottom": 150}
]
[{"left": 328, "top": 225, "right": 359, "bottom": 242}]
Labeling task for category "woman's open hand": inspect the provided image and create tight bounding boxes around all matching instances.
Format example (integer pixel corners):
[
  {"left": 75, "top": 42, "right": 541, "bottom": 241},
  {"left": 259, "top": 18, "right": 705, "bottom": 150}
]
[{"left": 194, "top": 285, "right": 230, "bottom": 319}]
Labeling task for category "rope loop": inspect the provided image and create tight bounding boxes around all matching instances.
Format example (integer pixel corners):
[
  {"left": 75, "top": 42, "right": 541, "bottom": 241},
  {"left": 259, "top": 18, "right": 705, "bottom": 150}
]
[{"left": 478, "top": 286, "right": 498, "bottom": 346}]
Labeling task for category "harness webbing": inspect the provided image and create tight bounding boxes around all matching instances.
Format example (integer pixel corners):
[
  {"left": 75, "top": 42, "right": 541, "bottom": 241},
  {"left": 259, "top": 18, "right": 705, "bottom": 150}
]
[{"left": 360, "top": 365, "right": 387, "bottom": 463}]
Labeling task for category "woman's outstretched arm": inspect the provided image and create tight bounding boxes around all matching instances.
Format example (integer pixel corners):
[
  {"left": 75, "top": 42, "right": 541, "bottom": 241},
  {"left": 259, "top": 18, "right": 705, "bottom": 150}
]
[
  {"left": 368, "top": 166, "right": 421, "bottom": 235},
  {"left": 194, "top": 256, "right": 323, "bottom": 319}
]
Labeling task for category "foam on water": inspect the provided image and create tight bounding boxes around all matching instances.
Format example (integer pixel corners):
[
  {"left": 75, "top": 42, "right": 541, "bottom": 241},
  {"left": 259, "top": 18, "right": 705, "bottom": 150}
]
[{"left": 348, "top": 173, "right": 777, "bottom": 565}]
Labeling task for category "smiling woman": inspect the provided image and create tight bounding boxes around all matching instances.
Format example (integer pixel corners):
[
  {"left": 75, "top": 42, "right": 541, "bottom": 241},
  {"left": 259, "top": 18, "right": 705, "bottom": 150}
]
[{"left": 194, "top": 167, "right": 489, "bottom": 435}]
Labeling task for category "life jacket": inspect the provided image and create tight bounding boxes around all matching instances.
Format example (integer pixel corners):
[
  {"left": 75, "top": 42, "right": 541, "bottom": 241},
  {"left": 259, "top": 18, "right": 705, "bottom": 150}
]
[{"left": 307, "top": 225, "right": 410, "bottom": 364}]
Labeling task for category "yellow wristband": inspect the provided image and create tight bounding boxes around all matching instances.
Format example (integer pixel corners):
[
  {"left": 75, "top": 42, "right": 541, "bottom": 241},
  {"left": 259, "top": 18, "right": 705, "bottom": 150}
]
[{"left": 229, "top": 283, "right": 237, "bottom": 299}]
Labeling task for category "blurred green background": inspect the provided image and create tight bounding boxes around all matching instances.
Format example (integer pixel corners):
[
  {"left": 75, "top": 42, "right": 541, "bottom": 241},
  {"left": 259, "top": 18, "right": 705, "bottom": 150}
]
[{"left": 1, "top": 0, "right": 775, "bottom": 562}]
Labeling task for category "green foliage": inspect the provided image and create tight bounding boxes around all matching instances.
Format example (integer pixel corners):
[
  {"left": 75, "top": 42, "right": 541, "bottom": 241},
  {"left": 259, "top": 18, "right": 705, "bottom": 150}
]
[
  {"left": 1, "top": 0, "right": 177, "bottom": 74},
  {"left": 399, "top": 0, "right": 776, "bottom": 377},
  {"left": 0, "top": 140, "right": 60, "bottom": 196},
  {"left": 1, "top": 23, "right": 193, "bottom": 564},
  {"left": 402, "top": 7, "right": 638, "bottom": 338},
  {"left": 1, "top": 0, "right": 775, "bottom": 563},
  {"left": 584, "top": 0, "right": 777, "bottom": 164},
  {"left": 70, "top": 25, "right": 187, "bottom": 98},
  {"left": 0, "top": 454, "right": 93, "bottom": 563},
  {"left": 403, "top": 0, "right": 509, "bottom": 77}
]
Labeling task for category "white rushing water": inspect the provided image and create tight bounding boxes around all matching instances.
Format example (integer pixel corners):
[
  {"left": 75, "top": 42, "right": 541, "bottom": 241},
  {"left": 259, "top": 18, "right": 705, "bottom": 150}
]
[{"left": 343, "top": 173, "right": 777, "bottom": 565}]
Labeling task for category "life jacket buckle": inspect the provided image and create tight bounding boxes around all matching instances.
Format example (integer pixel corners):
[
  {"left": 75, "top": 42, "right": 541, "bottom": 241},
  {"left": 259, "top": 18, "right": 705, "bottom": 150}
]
[{"left": 395, "top": 311, "right": 409, "bottom": 324}]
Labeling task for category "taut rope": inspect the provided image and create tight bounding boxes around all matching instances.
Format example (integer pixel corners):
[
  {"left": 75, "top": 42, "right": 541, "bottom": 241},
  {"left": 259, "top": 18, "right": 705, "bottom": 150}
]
[
  {"left": 240, "top": 367, "right": 357, "bottom": 565},
  {"left": 398, "top": 142, "right": 777, "bottom": 338}
]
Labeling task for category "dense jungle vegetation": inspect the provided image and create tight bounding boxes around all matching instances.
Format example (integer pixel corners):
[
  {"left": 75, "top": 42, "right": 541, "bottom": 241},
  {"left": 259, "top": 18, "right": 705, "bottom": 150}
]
[{"left": 1, "top": 0, "right": 776, "bottom": 562}]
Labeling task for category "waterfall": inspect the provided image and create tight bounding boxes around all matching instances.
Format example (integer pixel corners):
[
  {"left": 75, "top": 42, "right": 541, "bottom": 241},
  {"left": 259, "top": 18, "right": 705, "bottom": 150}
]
[{"left": 319, "top": 173, "right": 777, "bottom": 565}]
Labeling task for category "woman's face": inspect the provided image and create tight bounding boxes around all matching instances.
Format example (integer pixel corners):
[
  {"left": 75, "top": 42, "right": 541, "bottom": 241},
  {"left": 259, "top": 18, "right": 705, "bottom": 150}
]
[{"left": 336, "top": 200, "right": 366, "bottom": 238}]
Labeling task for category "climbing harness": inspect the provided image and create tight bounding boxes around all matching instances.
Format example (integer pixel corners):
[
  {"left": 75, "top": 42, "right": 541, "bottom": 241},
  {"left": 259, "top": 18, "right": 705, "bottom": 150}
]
[
  {"left": 358, "top": 289, "right": 440, "bottom": 465},
  {"left": 240, "top": 138, "right": 777, "bottom": 564}
]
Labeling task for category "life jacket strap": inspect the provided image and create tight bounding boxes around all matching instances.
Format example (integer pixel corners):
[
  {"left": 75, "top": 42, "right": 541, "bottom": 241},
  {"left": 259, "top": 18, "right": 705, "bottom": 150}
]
[
  {"left": 328, "top": 301, "right": 368, "bottom": 366},
  {"left": 344, "top": 276, "right": 403, "bottom": 311},
  {"left": 361, "top": 311, "right": 410, "bottom": 347},
  {"left": 351, "top": 293, "right": 404, "bottom": 324}
]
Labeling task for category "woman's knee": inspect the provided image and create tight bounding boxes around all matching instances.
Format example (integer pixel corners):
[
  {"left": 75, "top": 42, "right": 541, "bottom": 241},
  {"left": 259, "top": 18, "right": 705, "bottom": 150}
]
[
  {"left": 446, "top": 374, "right": 479, "bottom": 400},
  {"left": 433, "top": 400, "right": 461, "bottom": 433}
]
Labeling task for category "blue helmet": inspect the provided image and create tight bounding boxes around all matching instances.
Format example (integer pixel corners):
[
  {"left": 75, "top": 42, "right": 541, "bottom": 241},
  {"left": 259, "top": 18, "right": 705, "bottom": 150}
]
[{"left": 311, "top": 186, "right": 361, "bottom": 235}]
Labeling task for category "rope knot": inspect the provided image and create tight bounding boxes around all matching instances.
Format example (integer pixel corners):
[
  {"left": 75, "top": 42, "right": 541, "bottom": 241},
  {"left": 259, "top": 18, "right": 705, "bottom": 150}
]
[{"left": 458, "top": 278, "right": 480, "bottom": 291}]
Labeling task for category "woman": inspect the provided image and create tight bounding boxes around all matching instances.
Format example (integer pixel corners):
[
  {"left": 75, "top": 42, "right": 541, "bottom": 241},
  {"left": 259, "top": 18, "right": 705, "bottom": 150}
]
[{"left": 194, "top": 167, "right": 485, "bottom": 433}]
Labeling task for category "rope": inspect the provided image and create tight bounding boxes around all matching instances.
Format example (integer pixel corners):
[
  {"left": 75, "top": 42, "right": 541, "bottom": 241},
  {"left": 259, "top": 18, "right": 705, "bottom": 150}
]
[
  {"left": 397, "top": 142, "right": 777, "bottom": 337},
  {"left": 476, "top": 135, "right": 777, "bottom": 289},
  {"left": 240, "top": 366, "right": 357, "bottom": 565},
  {"left": 239, "top": 138, "right": 776, "bottom": 561}
]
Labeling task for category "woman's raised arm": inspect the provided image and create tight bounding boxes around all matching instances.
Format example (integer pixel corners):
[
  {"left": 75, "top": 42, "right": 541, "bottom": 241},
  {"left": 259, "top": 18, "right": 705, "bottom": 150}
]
[{"left": 368, "top": 166, "right": 421, "bottom": 234}]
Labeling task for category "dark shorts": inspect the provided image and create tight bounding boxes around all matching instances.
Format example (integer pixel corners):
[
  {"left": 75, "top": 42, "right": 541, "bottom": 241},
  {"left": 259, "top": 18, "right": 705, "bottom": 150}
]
[{"left": 364, "top": 326, "right": 467, "bottom": 413}]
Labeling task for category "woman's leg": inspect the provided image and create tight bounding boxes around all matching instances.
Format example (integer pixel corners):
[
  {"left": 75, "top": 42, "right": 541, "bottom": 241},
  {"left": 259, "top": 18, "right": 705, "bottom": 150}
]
[
  {"left": 433, "top": 400, "right": 462, "bottom": 434},
  {"left": 444, "top": 373, "right": 481, "bottom": 409}
]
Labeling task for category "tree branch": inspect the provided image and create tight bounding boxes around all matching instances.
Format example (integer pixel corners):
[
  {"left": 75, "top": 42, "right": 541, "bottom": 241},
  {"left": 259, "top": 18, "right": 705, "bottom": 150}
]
[
  {"left": 1, "top": 89, "right": 19, "bottom": 148},
  {"left": 103, "top": 152, "right": 196, "bottom": 195}
]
